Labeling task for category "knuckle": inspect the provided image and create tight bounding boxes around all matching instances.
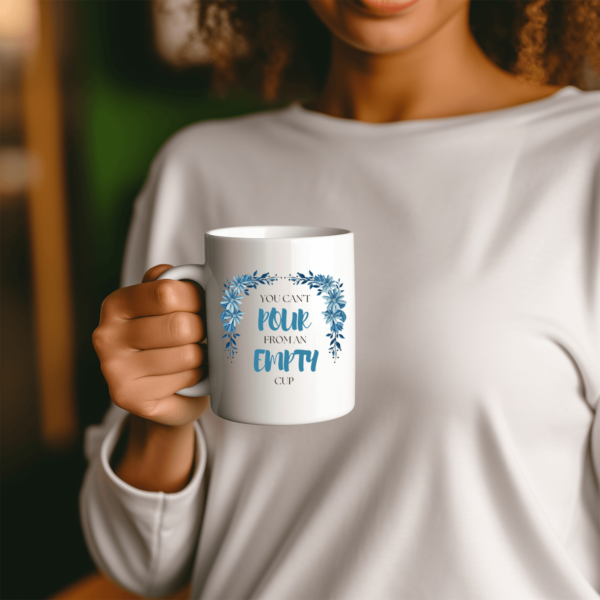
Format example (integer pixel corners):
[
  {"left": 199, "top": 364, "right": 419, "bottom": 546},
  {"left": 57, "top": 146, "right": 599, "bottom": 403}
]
[
  {"left": 184, "top": 367, "right": 202, "bottom": 387},
  {"left": 99, "top": 356, "right": 121, "bottom": 381},
  {"left": 170, "top": 312, "right": 193, "bottom": 342},
  {"left": 93, "top": 324, "right": 120, "bottom": 354},
  {"left": 154, "top": 280, "right": 179, "bottom": 312},
  {"left": 144, "top": 402, "right": 167, "bottom": 423},
  {"left": 110, "top": 384, "right": 153, "bottom": 417},
  {"left": 92, "top": 326, "right": 111, "bottom": 352},
  {"left": 91, "top": 326, "right": 104, "bottom": 350},
  {"left": 132, "top": 402, "right": 156, "bottom": 421},
  {"left": 108, "top": 382, "right": 133, "bottom": 410},
  {"left": 100, "top": 292, "right": 117, "bottom": 316},
  {"left": 180, "top": 344, "right": 202, "bottom": 368}
]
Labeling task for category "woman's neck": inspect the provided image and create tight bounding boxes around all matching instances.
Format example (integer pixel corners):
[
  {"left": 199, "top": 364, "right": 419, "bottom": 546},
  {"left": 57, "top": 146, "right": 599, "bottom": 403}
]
[{"left": 308, "top": 9, "right": 561, "bottom": 123}]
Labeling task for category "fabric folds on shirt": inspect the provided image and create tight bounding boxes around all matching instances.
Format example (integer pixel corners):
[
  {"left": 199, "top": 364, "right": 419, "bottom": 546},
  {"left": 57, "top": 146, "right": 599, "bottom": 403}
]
[{"left": 80, "top": 86, "right": 600, "bottom": 599}]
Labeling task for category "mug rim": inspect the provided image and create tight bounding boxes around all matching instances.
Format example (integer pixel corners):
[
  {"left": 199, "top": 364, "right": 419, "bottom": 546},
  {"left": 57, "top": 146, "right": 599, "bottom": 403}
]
[{"left": 206, "top": 225, "right": 351, "bottom": 240}]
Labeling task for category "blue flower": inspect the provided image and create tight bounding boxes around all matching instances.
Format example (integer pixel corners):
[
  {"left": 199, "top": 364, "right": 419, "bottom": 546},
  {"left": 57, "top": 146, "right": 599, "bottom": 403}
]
[
  {"left": 322, "top": 308, "right": 346, "bottom": 326},
  {"left": 221, "top": 307, "right": 246, "bottom": 324},
  {"left": 228, "top": 310, "right": 244, "bottom": 327},
  {"left": 222, "top": 320, "right": 237, "bottom": 332},
  {"left": 221, "top": 309, "right": 244, "bottom": 329},
  {"left": 313, "top": 274, "right": 325, "bottom": 285},
  {"left": 331, "top": 320, "right": 345, "bottom": 333},
  {"left": 324, "top": 288, "right": 346, "bottom": 312},
  {"left": 230, "top": 276, "right": 247, "bottom": 295},
  {"left": 220, "top": 288, "right": 243, "bottom": 312},
  {"left": 321, "top": 276, "right": 335, "bottom": 294}
]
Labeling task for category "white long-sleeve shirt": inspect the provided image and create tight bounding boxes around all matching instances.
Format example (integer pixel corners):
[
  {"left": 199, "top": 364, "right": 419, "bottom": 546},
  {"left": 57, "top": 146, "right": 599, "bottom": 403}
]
[{"left": 80, "top": 85, "right": 600, "bottom": 599}]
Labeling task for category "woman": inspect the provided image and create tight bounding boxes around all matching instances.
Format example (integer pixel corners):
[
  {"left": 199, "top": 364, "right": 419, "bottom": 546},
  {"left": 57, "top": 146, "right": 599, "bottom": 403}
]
[{"left": 82, "top": 1, "right": 600, "bottom": 598}]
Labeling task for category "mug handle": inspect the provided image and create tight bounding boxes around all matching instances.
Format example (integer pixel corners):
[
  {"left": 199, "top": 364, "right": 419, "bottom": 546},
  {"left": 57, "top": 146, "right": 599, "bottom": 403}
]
[{"left": 157, "top": 264, "right": 210, "bottom": 398}]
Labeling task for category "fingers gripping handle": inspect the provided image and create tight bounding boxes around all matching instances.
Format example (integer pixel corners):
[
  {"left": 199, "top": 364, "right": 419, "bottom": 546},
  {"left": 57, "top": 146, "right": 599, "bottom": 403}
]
[{"left": 157, "top": 264, "right": 210, "bottom": 398}]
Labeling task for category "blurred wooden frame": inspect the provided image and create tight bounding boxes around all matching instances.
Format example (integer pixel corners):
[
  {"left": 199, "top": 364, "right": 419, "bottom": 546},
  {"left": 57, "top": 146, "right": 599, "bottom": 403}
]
[{"left": 22, "top": 0, "right": 77, "bottom": 448}]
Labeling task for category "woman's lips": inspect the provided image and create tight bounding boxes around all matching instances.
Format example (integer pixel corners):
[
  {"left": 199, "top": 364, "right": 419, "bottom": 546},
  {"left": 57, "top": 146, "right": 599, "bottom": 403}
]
[{"left": 355, "top": 0, "right": 420, "bottom": 15}]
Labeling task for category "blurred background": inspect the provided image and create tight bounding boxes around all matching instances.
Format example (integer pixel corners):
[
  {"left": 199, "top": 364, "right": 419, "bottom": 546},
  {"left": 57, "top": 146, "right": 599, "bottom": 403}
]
[
  {"left": 1, "top": 1, "right": 599, "bottom": 599},
  {"left": 1, "top": 1, "right": 267, "bottom": 598}
]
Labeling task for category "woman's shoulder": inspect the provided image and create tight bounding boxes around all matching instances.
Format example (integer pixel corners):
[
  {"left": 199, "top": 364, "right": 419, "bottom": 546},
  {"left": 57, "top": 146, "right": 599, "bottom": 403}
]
[
  {"left": 550, "top": 86, "right": 598, "bottom": 117},
  {"left": 154, "top": 104, "right": 296, "bottom": 165},
  {"left": 512, "top": 87, "right": 600, "bottom": 163},
  {"left": 523, "top": 86, "right": 599, "bottom": 130}
]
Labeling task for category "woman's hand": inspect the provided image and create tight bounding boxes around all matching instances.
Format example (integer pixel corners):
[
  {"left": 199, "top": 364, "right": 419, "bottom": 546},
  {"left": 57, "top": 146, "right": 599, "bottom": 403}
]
[{"left": 92, "top": 264, "right": 209, "bottom": 427}]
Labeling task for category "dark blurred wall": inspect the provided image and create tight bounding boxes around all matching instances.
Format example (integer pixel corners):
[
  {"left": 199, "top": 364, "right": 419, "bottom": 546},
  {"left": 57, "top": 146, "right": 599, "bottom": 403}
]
[
  {"left": 0, "top": 35, "right": 42, "bottom": 478},
  {"left": 2, "top": 2, "right": 266, "bottom": 598}
]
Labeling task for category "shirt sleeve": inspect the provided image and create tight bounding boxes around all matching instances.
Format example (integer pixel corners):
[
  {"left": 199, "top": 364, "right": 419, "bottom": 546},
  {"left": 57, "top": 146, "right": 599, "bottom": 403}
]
[
  {"left": 79, "top": 142, "right": 209, "bottom": 598},
  {"left": 79, "top": 403, "right": 207, "bottom": 598}
]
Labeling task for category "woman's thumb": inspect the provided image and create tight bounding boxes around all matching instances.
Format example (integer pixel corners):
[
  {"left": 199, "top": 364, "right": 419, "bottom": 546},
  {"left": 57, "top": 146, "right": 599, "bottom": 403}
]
[{"left": 141, "top": 264, "right": 174, "bottom": 283}]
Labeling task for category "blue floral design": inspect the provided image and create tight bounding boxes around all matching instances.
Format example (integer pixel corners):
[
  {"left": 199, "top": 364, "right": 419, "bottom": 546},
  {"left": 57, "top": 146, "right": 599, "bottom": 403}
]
[
  {"left": 220, "top": 288, "right": 243, "bottom": 312},
  {"left": 324, "top": 288, "right": 346, "bottom": 313},
  {"left": 321, "top": 275, "right": 335, "bottom": 294},
  {"left": 289, "top": 271, "right": 347, "bottom": 362},
  {"left": 221, "top": 271, "right": 277, "bottom": 360},
  {"left": 230, "top": 276, "right": 248, "bottom": 295}
]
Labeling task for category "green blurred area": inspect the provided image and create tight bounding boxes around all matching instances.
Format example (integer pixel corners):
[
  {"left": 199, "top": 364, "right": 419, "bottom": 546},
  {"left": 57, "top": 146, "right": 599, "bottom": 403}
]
[{"left": 76, "top": 1, "right": 268, "bottom": 290}]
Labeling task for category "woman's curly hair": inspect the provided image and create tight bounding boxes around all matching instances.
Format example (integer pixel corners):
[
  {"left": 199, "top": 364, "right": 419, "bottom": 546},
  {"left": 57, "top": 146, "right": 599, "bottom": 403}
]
[{"left": 196, "top": 0, "right": 600, "bottom": 101}]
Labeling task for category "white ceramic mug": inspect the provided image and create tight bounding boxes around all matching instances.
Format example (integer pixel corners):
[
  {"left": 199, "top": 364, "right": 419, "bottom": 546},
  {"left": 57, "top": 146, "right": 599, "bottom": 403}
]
[{"left": 157, "top": 225, "right": 355, "bottom": 425}]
